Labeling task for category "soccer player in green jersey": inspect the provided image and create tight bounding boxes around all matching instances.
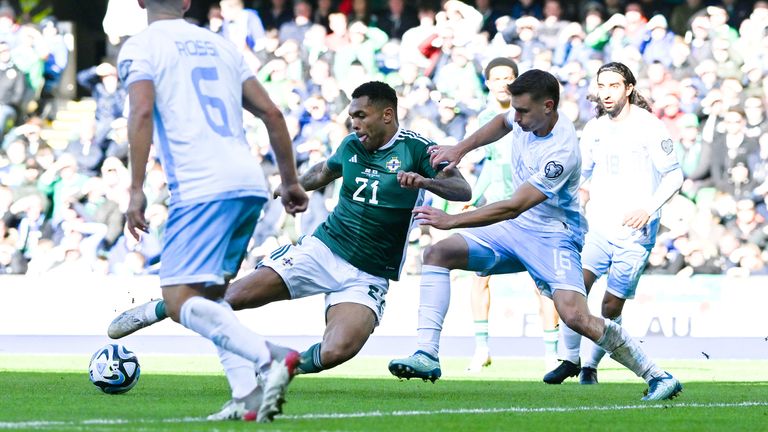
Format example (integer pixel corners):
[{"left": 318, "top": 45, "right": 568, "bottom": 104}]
[{"left": 108, "top": 81, "right": 471, "bottom": 421}]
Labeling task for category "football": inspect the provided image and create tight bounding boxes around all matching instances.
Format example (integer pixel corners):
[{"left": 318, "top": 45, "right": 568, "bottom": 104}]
[{"left": 88, "top": 343, "right": 141, "bottom": 394}]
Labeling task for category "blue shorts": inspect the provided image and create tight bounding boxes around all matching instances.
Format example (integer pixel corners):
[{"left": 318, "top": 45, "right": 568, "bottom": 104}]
[
  {"left": 581, "top": 228, "right": 653, "bottom": 300},
  {"left": 458, "top": 219, "right": 585, "bottom": 298},
  {"left": 159, "top": 196, "right": 266, "bottom": 287}
]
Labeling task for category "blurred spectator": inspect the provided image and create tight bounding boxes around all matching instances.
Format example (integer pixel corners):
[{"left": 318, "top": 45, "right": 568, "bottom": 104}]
[
  {"left": 0, "top": 40, "right": 25, "bottom": 140},
  {"left": 259, "top": 0, "right": 294, "bottom": 31},
  {"left": 220, "top": 0, "right": 266, "bottom": 69},
  {"left": 333, "top": 20, "right": 387, "bottom": 84},
  {"left": 709, "top": 109, "right": 759, "bottom": 198},
  {"left": 38, "top": 17, "right": 70, "bottom": 122},
  {"left": 37, "top": 152, "right": 88, "bottom": 226},
  {"left": 475, "top": 0, "right": 507, "bottom": 40},
  {"left": 511, "top": 0, "right": 543, "bottom": 19},
  {"left": 674, "top": 113, "right": 712, "bottom": 201},
  {"left": 639, "top": 15, "right": 675, "bottom": 67},
  {"left": 279, "top": 0, "right": 313, "bottom": 43},
  {"left": 376, "top": 0, "right": 419, "bottom": 40},
  {"left": 102, "top": 0, "right": 147, "bottom": 62},
  {"left": 314, "top": 0, "right": 334, "bottom": 32},
  {"left": 76, "top": 62, "right": 126, "bottom": 150},
  {"left": 670, "top": 0, "right": 705, "bottom": 36},
  {"left": 539, "top": 0, "right": 569, "bottom": 50}
]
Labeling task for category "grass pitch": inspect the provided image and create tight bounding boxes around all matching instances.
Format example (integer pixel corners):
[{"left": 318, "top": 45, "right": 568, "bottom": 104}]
[{"left": 1, "top": 355, "right": 767, "bottom": 431}]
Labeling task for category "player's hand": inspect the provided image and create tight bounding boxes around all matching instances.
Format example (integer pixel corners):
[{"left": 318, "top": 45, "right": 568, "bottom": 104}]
[
  {"left": 279, "top": 183, "right": 308, "bottom": 216},
  {"left": 126, "top": 188, "right": 148, "bottom": 241},
  {"left": 398, "top": 171, "right": 427, "bottom": 190},
  {"left": 413, "top": 205, "right": 456, "bottom": 230},
  {"left": 429, "top": 145, "right": 464, "bottom": 170},
  {"left": 623, "top": 209, "right": 650, "bottom": 229}
]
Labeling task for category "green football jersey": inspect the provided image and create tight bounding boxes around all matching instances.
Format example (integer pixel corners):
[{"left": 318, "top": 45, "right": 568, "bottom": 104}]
[
  {"left": 313, "top": 128, "right": 439, "bottom": 280},
  {"left": 471, "top": 107, "right": 515, "bottom": 206}
]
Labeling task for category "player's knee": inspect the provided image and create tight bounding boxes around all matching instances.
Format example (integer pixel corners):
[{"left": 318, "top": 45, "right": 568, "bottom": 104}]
[
  {"left": 601, "top": 297, "right": 624, "bottom": 319},
  {"left": 422, "top": 243, "right": 455, "bottom": 267}
]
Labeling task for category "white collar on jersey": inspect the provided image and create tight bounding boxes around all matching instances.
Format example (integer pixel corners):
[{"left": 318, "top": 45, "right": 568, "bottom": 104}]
[{"left": 375, "top": 126, "right": 402, "bottom": 152}]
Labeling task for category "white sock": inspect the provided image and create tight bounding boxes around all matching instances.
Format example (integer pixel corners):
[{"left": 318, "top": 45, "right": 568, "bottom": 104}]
[
  {"left": 216, "top": 300, "right": 258, "bottom": 400},
  {"left": 597, "top": 319, "right": 664, "bottom": 383},
  {"left": 179, "top": 296, "right": 272, "bottom": 372},
  {"left": 583, "top": 316, "right": 621, "bottom": 369},
  {"left": 473, "top": 320, "right": 489, "bottom": 351},
  {"left": 559, "top": 321, "right": 581, "bottom": 364},
  {"left": 543, "top": 327, "right": 559, "bottom": 359},
  {"left": 416, "top": 265, "right": 450, "bottom": 358}
]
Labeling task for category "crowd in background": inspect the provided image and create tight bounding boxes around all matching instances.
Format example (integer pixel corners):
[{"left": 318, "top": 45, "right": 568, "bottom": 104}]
[{"left": 0, "top": 0, "right": 767, "bottom": 279}]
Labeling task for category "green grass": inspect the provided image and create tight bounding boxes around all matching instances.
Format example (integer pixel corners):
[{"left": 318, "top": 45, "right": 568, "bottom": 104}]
[{"left": 2, "top": 355, "right": 768, "bottom": 431}]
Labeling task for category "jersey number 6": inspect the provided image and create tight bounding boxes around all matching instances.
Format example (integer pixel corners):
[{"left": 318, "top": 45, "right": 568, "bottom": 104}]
[{"left": 191, "top": 66, "right": 232, "bottom": 138}]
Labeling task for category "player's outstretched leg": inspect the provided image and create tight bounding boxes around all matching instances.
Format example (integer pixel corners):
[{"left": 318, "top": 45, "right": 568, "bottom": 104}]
[
  {"left": 108, "top": 299, "right": 167, "bottom": 339},
  {"left": 542, "top": 359, "right": 580, "bottom": 384},
  {"left": 388, "top": 351, "right": 442, "bottom": 382},
  {"left": 257, "top": 350, "right": 300, "bottom": 423}
]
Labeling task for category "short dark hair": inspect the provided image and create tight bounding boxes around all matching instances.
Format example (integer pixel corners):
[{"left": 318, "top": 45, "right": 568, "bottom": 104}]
[
  {"left": 508, "top": 69, "right": 560, "bottom": 109},
  {"left": 351, "top": 81, "right": 398, "bottom": 111},
  {"left": 484, "top": 57, "right": 519, "bottom": 80}
]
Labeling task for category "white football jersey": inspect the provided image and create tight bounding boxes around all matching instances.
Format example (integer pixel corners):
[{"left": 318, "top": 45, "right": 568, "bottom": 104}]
[
  {"left": 118, "top": 19, "right": 269, "bottom": 206},
  {"left": 503, "top": 110, "right": 585, "bottom": 242},
  {"left": 580, "top": 106, "right": 680, "bottom": 239}
]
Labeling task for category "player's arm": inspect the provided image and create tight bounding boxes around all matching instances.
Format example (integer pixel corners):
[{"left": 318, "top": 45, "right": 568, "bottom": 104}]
[
  {"left": 299, "top": 160, "right": 342, "bottom": 191},
  {"left": 398, "top": 166, "right": 471, "bottom": 202},
  {"left": 413, "top": 182, "right": 546, "bottom": 229},
  {"left": 273, "top": 160, "right": 341, "bottom": 198},
  {"left": 624, "top": 167, "right": 684, "bottom": 229},
  {"left": 242, "top": 77, "right": 307, "bottom": 215},
  {"left": 126, "top": 79, "right": 154, "bottom": 240},
  {"left": 624, "top": 126, "right": 684, "bottom": 229},
  {"left": 430, "top": 113, "right": 512, "bottom": 170}
]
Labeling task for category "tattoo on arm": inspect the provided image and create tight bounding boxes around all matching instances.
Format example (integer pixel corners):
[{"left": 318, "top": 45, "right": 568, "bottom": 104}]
[
  {"left": 300, "top": 161, "right": 341, "bottom": 191},
  {"left": 425, "top": 167, "right": 472, "bottom": 201}
]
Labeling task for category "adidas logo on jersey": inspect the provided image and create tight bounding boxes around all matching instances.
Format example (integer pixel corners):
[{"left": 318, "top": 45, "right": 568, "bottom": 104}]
[{"left": 349, "top": 155, "right": 358, "bottom": 163}]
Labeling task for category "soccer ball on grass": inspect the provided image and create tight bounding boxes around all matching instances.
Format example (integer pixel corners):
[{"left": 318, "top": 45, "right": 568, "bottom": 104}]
[{"left": 88, "top": 343, "right": 141, "bottom": 394}]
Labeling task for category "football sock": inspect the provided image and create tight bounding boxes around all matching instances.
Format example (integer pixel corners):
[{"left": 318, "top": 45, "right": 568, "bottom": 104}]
[
  {"left": 296, "top": 343, "right": 323, "bottom": 374},
  {"left": 179, "top": 296, "right": 271, "bottom": 372},
  {"left": 560, "top": 322, "right": 581, "bottom": 364},
  {"left": 217, "top": 347, "right": 258, "bottom": 399},
  {"left": 583, "top": 316, "right": 621, "bottom": 369},
  {"left": 214, "top": 300, "right": 258, "bottom": 399},
  {"left": 474, "top": 320, "right": 489, "bottom": 351},
  {"left": 416, "top": 265, "right": 451, "bottom": 358},
  {"left": 543, "top": 327, "right": 559, "bottom": 360},
  {"left": 154, "top": 300, "right": 167, "bottom": 320},
  {"left": 597, "top": 319, "right": 664, "bottom": 383}
]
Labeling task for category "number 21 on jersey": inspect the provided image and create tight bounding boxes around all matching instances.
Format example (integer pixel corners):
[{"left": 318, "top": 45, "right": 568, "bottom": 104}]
[{"left": 353, "top": 177, "right": 379, "bottom": 204}]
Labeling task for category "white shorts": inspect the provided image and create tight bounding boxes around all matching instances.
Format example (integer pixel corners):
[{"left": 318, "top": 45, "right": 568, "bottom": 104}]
[
  {"left": 458, "top": 219, "right": 585, "bottom": 299},
  {"left": 259, "top": 236, "right": 388, "bottom": 324},
  {"left": 582, "top": 228, "right": 653, "bottom": 300}
]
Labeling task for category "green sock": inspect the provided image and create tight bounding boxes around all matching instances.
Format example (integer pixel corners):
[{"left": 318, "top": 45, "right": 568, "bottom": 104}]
[
  {"left": 155, "top": 300, "right": 167, "bottom": 320},
  {"left": 296, "top": 343, "right": 323, "bottom": 374}
]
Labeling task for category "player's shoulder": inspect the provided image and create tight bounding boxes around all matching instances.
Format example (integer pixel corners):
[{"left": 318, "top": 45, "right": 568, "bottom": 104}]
[
  {"left": 630, "top": 105, "right": 665, "bottom": 127},
  {"left": 395, "top": 128, "right": 436, "bottom": 149}
]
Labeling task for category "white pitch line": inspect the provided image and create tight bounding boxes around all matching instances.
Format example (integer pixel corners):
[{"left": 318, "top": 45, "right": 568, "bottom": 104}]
[{"left": 1, "top": 402, "right": 767, "bottom": 429}]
